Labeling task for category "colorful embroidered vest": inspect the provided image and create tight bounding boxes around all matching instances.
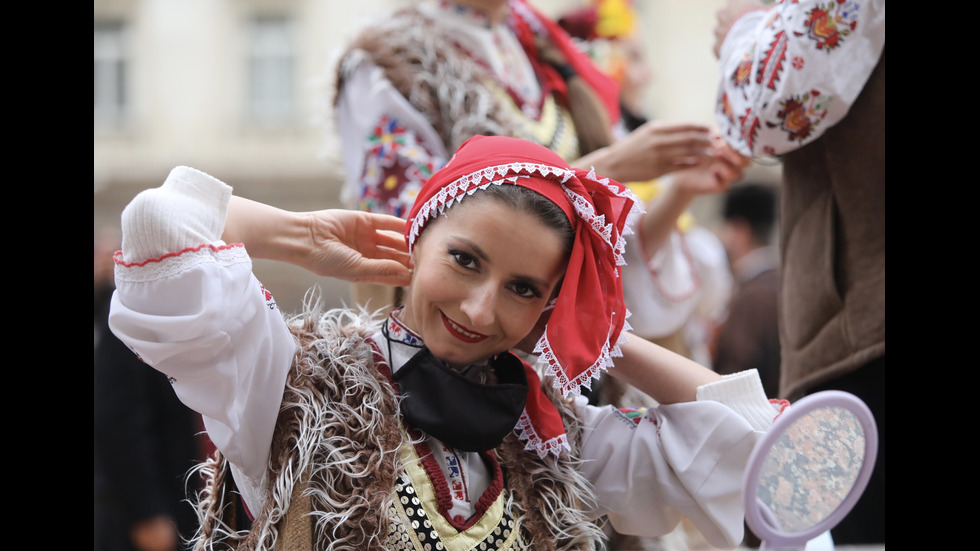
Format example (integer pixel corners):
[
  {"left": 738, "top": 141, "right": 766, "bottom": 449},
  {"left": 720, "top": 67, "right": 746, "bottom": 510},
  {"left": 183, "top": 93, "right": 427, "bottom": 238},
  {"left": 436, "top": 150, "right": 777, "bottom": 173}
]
[{"left": 335, "top": 6, "right": 580, "bottom": 160}]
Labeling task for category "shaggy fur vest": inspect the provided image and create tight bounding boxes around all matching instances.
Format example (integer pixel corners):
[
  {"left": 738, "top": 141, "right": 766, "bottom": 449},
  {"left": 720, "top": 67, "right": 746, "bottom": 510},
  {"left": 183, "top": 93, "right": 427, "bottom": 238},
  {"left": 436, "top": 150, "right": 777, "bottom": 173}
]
[
  {"left": 333, "top": 6, "right": 582, "bottom": 160},
  {"left": 189, "top": 305, "right": 604, "bottom": 551}
]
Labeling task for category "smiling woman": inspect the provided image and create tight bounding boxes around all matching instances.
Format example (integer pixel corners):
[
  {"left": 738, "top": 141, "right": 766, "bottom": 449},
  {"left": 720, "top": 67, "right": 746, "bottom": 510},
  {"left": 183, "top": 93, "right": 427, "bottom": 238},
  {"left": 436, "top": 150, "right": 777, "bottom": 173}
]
[
  {"left": 403, "top": 193, "right": 569, "bottom": 368},
  {"left": 108, "top": 134, "right": 785, "bottom": 550}
]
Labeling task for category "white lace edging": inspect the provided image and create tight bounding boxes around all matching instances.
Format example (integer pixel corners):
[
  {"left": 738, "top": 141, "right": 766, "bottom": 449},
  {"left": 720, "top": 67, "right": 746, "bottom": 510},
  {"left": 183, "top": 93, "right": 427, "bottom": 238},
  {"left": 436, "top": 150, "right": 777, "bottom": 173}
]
[
  {"left": 515, "top": 410, "right": 571, "bottom": 459},
  {"left": 407, "top": 163, "right": 644, "bottom": 267},
  {"left": 533, "top": 312, "right": 631, "bottom": 398},
  {"left": 407, "top": 162, "right": 576, "bottom": 248},
  {"left": 583, "top": 167, "right": 646, "bottom": 240},
  {"left": 113, "top": 243, "right": 250, "bottom": 283}
]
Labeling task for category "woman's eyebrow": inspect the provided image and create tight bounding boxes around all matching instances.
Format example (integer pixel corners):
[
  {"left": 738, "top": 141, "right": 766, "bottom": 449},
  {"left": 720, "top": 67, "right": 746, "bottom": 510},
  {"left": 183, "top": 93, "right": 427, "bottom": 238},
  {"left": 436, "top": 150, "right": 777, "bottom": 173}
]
[{"left": 454, "top": 236, "right": 489, "bottom": 262}]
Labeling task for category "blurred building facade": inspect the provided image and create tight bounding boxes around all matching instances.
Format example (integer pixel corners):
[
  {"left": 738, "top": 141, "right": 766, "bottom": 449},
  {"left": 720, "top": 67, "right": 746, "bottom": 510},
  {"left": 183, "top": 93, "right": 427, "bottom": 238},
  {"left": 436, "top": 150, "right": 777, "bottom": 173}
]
[
  {"left": 94, "top": 0, "right": 413, "bottom": 313},
  {"left": 95, "top": 0, "right": 777, "bottom": 314}
]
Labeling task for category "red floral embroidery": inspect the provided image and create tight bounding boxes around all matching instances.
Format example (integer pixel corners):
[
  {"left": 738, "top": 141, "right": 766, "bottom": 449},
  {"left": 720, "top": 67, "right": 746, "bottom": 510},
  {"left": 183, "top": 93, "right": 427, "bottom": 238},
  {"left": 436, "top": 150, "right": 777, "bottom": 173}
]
[
  {"left": 804, "top": 4, "right": 848, "bottom": 50},
  {"left": 769, "top": 88, "right": 831, "bottom": 144},
  {"left": 798, "top": 1, "right": 858, "bottom": 51},
  {"left": 733, "top": 55, "right": 753, "bottom": 88},
  {"left": 757, "top": 30, "right": 788, "bottom": 91}
]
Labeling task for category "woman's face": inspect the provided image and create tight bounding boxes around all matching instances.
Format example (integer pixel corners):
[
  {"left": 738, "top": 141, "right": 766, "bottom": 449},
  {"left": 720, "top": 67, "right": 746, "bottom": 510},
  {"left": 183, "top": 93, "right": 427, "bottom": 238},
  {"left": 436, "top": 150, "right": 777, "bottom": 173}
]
[
  {"left": 617, "top": 37, "right": 653, "bottom": 112},
  {"left": 402, "top": 196, "right": 568, "bottom": 368}
]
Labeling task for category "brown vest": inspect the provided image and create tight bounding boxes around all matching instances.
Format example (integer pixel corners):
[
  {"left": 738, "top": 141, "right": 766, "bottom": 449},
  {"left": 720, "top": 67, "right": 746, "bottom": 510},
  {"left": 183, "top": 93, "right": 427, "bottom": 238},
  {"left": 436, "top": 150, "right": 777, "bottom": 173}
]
[{"left": 777, "top": 47, "right": 885, "bottom": 399}]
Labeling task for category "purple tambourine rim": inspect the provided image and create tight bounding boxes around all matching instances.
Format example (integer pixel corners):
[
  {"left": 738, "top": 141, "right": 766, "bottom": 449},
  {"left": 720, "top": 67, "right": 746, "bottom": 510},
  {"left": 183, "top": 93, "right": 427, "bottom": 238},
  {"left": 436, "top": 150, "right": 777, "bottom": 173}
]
[{"left": 741, "top": 390, "right": 879, "bottom": 548}]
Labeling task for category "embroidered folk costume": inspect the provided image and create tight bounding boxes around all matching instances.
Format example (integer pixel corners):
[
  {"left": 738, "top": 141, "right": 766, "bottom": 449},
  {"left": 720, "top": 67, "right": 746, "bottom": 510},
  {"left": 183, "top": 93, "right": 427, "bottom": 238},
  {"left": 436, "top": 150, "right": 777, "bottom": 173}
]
[
  {"left": 714, "top": 0, "right": 885, "bottom": 159},
  {"left": 110, "top": 136, "right": 782, "bottom": 550},
  {"left": 713, "top": 0, "right": 884, "bottom": 542},
  {"left": 333, "top": 0, "right": 621, "bottom": 219},
  {"left": 713, "top": 0, "right": 885, "bottom": 399}
]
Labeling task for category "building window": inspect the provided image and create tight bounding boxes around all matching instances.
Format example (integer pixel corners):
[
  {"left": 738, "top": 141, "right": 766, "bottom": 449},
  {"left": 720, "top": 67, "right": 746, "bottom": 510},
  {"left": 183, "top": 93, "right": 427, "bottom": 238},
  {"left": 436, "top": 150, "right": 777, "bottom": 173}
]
[
  {"left": 94, "top": 21, "right": 127, "bottom": 124},
  {"left": 248, "top": 17, "right": 295, "bottom": 125}
]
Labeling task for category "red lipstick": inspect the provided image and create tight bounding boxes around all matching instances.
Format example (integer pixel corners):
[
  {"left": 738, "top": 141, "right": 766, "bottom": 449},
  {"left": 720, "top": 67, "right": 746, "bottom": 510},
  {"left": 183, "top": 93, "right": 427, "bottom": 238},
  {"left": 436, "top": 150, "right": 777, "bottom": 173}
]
[{"left": 441, "top": 312, "right": 489, "bottom": 343}]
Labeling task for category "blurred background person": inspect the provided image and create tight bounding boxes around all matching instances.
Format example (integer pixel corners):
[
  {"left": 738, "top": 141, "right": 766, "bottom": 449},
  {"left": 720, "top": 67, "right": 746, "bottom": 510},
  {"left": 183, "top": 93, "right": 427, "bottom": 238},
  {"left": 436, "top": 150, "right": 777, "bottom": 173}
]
[
  {"left": 557, "top": 0, "right": 652, "bottom": 134},
  {"left": 95, "top": 1, "right": 747, "bottom": 316},
  {"left": 711, "top": 182, "right": 780, "bottom": 399},
  {"left": 331, "top": 0, "right": 727, "bottom": 312},
  {"left": 614, "top": 176, "right": 734, "bottom": 391},
  {"left": 712, "top": 0, "right": 885, "bottom": 544},
  {"left": 558, "top": 0, "right": 734, "bottom": 372},
  {"left": 556, "top": 0, "right": 733, "bottom": 385},
  {"left": 94, "top": 228, "right": 208, "bottom": 551}
]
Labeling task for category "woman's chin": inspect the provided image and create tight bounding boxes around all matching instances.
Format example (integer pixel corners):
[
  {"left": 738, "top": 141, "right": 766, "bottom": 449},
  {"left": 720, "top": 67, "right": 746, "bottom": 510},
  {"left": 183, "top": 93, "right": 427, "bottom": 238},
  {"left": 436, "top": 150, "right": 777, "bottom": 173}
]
[{"left": 426, "top": 345, "right": 485, "bottom": 370}]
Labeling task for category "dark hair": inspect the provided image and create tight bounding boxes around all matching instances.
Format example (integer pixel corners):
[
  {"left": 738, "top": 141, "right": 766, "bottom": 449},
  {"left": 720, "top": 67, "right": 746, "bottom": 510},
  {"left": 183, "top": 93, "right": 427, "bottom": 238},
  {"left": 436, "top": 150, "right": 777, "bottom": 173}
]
[
  {"left": 424, "top": 182, "right": 576, "bottom": 258},
  {"left": 478, "top": 183, "right": 575, "bottom": 256},
  {"left": 722, "top": 183, "right": 777, "bottom": 244}
]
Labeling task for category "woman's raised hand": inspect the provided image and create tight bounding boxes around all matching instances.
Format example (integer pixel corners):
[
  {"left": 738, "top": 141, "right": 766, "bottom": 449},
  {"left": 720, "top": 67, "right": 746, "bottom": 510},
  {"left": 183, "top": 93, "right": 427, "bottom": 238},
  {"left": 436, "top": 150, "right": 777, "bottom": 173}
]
[
  {"left": 303, "top": 209, "right": 413, "bottom": 286},
  {"left": 224, "top": 196, "right": 412, "bottom": 286}
]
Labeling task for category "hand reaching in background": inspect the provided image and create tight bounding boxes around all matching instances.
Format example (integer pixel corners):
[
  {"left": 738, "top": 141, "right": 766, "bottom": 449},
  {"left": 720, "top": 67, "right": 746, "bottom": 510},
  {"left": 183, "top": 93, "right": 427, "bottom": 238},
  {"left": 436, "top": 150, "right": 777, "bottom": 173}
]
[
  {"left": 576, "top": 120, "right": 718, "bottom": 183},
  {"left": 672, "top": 134, "right": 751, "bottom": 196},
  {"left": 634, "top": 134, "right": 749, "bottom": 259}
]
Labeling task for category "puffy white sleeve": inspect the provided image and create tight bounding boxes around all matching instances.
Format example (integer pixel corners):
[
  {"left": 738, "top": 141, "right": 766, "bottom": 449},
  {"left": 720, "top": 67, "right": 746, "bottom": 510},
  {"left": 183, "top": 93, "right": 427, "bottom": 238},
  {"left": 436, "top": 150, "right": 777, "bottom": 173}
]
[
  {"left": 620, "top": 225, "right": 732, "bottom": 345},
  {"left": 577, "top": 369, "right": 784, "bottom": 549},
  {"left": 335, "top": 50, "right": 449, "bottom": 217},
  {"left": 107, "top": 166, "right": 298, "bottom": 514},
  {"left": 714, "top": 0, "right": 885, "bottom": 157}
]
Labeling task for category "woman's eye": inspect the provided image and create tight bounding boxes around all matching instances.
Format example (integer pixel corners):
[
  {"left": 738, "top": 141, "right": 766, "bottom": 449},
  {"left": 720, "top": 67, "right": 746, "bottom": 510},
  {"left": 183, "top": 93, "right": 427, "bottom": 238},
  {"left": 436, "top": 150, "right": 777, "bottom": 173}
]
[
  {"left": 450, "top": 250, "right": 477, "bottom": 270},
  {"left": 511, "top": 282, "right": 542, "bottom": 299}
]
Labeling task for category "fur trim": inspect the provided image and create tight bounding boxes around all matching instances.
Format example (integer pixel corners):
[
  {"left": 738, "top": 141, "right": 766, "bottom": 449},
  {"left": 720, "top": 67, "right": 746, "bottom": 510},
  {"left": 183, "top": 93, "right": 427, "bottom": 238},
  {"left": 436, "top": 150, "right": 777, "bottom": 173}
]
[
  {"left": 496, "top": 384, "right": 607, "bottom": 551},
  {"left": 335, "top": 7, "right": 517, "bottom": 153},
  {"left": 191, "top": 291, "right": 408, "bottom": 550},
  {"left": 189, "top": 288, "right": 607, "bottom": 550},
  {"left": 189, "top": 451, "right": 248, "bottom": 549}
]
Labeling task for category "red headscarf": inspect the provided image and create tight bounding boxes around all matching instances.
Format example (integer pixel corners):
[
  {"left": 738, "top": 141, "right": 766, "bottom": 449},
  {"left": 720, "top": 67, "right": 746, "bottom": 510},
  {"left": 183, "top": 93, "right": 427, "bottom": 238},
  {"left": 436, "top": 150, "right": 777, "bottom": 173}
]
[{"left": 406, "top": 135, "right": 642, "bottom": 456}]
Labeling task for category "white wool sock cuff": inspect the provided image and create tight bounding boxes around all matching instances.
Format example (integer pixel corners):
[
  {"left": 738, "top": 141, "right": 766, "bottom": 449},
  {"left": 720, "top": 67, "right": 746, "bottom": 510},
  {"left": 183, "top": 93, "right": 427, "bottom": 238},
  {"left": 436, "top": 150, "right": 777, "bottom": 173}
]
[
  {"left": 696, "top": 370, "right": 778, "bottom": 432},
  {"left": 120, "top": 166, "right": 232, "bottom": 263}
]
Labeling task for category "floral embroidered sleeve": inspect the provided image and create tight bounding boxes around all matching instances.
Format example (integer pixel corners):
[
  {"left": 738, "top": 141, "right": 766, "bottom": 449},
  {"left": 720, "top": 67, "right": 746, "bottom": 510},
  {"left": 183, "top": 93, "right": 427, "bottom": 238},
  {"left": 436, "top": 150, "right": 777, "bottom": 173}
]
[
  {"left": 335, "top": 51, "right": 448, "bottom": 218},
  {"left": 714, "top": 0, "right": 885, "bottom": 157}
]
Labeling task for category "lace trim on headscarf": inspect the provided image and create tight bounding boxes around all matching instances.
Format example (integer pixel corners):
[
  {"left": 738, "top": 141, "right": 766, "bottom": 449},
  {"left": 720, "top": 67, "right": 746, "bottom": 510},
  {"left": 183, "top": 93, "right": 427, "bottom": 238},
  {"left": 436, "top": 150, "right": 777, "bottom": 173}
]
[
  {"left": 407, "top": 162, "right": 572, "bottom": 247},
  {"left": 515, "top": 409, "right": 571, "bottom": 459},
  {"left": 407, "top": 161, "right": 643, "bottom": 256}
]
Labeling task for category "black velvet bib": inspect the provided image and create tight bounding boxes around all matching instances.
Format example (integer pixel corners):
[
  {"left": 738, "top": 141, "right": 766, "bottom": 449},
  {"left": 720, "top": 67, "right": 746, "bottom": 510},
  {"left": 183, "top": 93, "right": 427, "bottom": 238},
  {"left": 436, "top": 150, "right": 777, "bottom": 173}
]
[{"left": 393, "top": 347, "right": 528, "bottom": 452}]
